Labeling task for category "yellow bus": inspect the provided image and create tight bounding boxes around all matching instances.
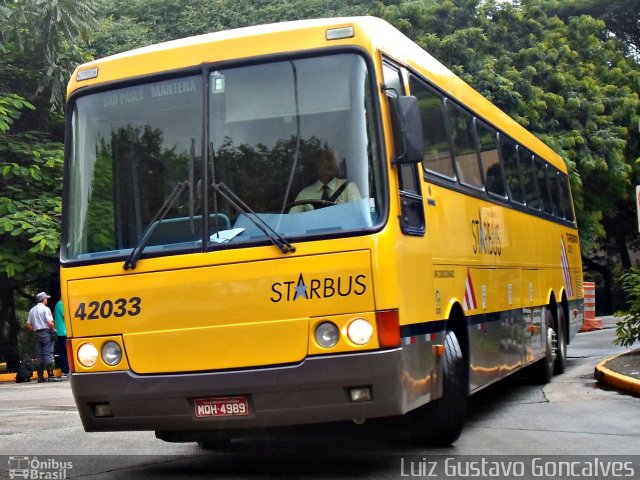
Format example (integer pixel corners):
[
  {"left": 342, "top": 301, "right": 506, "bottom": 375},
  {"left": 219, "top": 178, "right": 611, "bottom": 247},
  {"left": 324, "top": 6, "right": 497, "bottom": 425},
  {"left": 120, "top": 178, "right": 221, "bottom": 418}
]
[{"left": 62, "top": 16, "right": 583, "bottom": 447}]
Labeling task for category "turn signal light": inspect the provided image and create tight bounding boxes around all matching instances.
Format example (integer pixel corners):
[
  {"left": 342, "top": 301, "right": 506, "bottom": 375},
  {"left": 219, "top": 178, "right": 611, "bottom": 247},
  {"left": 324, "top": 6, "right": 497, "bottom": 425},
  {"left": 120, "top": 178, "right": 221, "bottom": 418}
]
[
  {"left": 376, "top": 310, "right": 400, "bottom": 347},
  {"left": 66, "top": 339, "right": 75, "bottom": 373}
]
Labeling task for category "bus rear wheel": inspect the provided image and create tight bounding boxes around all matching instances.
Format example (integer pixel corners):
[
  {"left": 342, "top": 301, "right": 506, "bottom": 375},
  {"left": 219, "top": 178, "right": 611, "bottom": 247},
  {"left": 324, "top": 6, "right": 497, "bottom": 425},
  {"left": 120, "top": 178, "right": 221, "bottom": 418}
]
[
  {"left": 530, "top": 308, "right": 556, "bottom": 384},
  {"left": 554, "top": 307, "right": 567, "bottom": 375},
  {"left": 407, "top": 330, "right": 468, "bottom": 446}
]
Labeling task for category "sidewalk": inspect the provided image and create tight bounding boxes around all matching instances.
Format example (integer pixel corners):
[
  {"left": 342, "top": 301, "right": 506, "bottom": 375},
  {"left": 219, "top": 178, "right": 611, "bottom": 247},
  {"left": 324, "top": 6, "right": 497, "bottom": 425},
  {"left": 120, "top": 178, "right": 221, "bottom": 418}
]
[{"left": 592, "top": 315, "right": 640, "bottom": 397}]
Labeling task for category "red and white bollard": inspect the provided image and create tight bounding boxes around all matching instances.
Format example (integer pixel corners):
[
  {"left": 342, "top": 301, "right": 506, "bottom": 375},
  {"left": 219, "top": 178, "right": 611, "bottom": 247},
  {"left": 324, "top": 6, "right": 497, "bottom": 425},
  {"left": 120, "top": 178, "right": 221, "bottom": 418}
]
[{"left": 580, "top": 281, "right": 602, "bottom": 332}]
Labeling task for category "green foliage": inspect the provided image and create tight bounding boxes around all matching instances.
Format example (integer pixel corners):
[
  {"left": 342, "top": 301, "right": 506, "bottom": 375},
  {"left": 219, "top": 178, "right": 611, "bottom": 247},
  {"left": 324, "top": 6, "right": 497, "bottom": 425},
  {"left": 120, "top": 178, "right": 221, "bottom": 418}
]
[
  {"left": 1, "top": 95, "right": 56, "bottom": 269},
  {"left": 380, "top": 0, "right": 640, "bottom": 263},
  {"left": 0, "top": 94, "right": 34, "bottom": 134},
  {"left": 615, "top": 268, "right": 640, "bottom": 346},
  {"left": 215, "top": 135, "right": 325, "bottom": 213},
  {"left": 0, "top": 89, "right": 62, "bottom": 369},
  {"left": 552, "top": 0, "right": 640, "bottom": 57},
  {"left": 0, "top": 96, "right": 63, "bottom": 277},
  {"left": 90, "top": 0, "right": 380, "bottom": 57},
  {"left": 0, "top": 0, "right": 98, "bottom": 110}
]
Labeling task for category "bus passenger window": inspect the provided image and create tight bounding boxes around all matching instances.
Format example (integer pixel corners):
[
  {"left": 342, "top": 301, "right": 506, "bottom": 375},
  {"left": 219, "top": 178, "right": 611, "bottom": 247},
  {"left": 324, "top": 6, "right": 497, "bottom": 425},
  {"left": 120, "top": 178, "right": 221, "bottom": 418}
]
[
  {"left": 409, "top": 76, "right": 454, "bottom": 179},
  {"left": 534, "top": 157, "right": 553, "bottom": 214},
  {"left": 519, "top": 149, "right": 540, "bottom": 210},
  {"left": 559, "top": 174, "right": 575, "bottom": 221},
  {"left": 447, "top": 102, "right": 483, "bottom": 189},
  {"left": 499, "top": 136, "right": 525, "bottom": 204},
  {"left": 549, "top": 167, "right": 563, "bottom": 218},
  {"left": 477, "top": 122, "right": 505, "bottom": 196}
]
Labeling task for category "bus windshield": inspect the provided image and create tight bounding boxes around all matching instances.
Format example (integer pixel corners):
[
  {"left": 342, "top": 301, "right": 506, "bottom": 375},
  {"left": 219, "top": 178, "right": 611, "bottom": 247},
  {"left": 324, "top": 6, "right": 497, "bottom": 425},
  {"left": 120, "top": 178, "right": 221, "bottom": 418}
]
[{"left": 65, "top": 53, "right": 383, "bottom": 261}]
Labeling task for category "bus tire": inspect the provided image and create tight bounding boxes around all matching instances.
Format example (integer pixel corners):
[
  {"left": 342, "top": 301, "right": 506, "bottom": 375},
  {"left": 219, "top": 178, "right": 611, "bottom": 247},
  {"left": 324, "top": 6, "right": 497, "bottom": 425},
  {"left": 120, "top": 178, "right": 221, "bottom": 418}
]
[
  {"left": 531, "top": 309, "right": 555, "bottom": 384},
  {"left": 554, "top": 307, "right": 567, "bottom": 375},
  {"left": 407, "top": 330, "right": 467, "bottom": 446}
]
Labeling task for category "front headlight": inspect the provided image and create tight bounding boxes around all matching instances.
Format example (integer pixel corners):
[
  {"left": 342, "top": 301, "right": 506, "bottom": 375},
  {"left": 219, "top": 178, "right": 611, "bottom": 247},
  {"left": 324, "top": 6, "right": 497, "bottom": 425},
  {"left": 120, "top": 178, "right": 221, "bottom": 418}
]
[
  {"left": 347, "top": 318, "right": 373, "bottom": 345},
  {"left": 77, "top": 343, "right": 98, "bottom": 368},
  {"left": 101, "top": 341, "right": 122, "bottom": 366}
]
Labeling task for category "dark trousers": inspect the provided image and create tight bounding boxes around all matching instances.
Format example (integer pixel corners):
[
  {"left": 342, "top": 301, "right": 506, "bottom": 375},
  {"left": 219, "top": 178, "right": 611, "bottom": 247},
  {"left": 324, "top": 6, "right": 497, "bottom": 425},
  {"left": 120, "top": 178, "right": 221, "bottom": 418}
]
[
  {"left": 55, "top": 335, "right": 70, "bottom": 374},
  {"left": 35, "top": 329, "right": 55, "bottom": 366},
  {"left": 35, "top": 329, "right": 55, "bottom": 379}
]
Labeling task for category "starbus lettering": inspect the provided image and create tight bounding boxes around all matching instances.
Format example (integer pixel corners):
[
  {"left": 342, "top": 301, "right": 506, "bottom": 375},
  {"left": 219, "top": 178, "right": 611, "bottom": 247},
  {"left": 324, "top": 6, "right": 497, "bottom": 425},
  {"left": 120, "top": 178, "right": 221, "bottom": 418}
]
[
  {"left": 270, "top": 273, "right": 367, "bottom": 302},
  {"left": 471, "top": 210, "right": 501, "bottom": 256},
  {"left": 565, "top": 232, "right": 579, "bottom": 244}
]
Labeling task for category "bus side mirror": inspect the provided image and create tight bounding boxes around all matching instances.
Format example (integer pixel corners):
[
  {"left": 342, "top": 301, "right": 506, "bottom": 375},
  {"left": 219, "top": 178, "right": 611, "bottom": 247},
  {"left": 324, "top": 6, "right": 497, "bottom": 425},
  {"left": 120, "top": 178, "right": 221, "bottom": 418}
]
[{"left": 392, "top": 96, "right": 424, "bottom": 164}]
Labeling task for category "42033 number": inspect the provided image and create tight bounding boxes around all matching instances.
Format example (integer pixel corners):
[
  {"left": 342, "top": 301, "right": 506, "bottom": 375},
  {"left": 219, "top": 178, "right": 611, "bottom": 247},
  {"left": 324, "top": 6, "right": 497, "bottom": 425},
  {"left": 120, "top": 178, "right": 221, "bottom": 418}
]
[{"left": 74, "top": 297, "right": 141, "bottom": 320}]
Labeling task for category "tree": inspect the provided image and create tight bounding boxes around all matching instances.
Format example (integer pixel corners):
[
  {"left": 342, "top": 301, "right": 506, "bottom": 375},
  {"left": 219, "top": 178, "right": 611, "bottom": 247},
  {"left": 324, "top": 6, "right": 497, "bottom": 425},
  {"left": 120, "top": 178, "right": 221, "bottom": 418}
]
[
  {"left": 615, "top": 268, "right": 640, "bottom": 346},
  {"left": 0, "top": 0, "right": 97, "bottom": 110},
  {"left": 89, "top": 0, "right": 381, "bottom": 57},
  {"left": 553, "top": 0, "right": 640, "bottom": 57},
  {"left": 0, "top": 94, "right": 63, "bottom": 369},
  {"left": 380, "top": 0, "right": 640, "bottom": 311},
  {"left": 0, "top": 1, "right": 95, "bottom": 369}
]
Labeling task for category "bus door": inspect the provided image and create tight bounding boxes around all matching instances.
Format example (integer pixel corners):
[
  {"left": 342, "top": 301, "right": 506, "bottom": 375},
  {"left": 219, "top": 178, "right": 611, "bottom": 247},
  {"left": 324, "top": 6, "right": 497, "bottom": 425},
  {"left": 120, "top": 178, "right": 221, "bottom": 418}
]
[{"left": 382, "top": 61, "right": 434, "bottom": 409}]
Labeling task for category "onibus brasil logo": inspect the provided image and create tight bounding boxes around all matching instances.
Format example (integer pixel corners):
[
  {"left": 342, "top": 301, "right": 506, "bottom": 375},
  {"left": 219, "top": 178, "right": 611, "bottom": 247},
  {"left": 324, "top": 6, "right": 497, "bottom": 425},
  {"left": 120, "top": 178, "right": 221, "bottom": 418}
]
[{"left": 8, "top": 456, "right": 72, "bottom": 479}]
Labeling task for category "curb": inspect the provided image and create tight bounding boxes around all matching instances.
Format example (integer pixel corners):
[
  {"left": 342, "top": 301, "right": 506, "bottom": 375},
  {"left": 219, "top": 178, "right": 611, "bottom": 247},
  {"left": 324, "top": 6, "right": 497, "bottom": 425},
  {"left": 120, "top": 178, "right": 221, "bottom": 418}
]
[
  {"left": 594, "top": 352, "right": 640, "bottom": 397},
  {"left": 0, "top": 372, "right": 19, "bottom": 383},
  {"left": 0, "top": 369, "right": 63, "bottom": 384}
]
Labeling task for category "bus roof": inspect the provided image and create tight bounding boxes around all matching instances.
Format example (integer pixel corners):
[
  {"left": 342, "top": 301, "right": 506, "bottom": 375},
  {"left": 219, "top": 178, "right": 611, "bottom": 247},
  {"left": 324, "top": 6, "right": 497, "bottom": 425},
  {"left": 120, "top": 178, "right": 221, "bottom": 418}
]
[{"left": 68, "top": 16, "right": 566, "bottom": 172}]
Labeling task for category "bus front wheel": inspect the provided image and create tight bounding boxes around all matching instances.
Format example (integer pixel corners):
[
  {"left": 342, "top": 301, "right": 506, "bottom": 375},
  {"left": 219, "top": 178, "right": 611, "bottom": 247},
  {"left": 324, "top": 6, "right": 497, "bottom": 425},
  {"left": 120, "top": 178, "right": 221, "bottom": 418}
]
[{"left": 407, "top": 330, "right": 468, "bottom": 446}]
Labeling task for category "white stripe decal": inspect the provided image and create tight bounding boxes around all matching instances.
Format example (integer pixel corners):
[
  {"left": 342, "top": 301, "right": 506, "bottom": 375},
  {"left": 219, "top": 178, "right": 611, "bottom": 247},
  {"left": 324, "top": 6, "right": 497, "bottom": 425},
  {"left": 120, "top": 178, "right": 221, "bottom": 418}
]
[
  {"left": 463, "top": 269, "right": 478, "bottom": 311},
  {"left": 561, "top": 237, "right": 574, "bottom": 297}
]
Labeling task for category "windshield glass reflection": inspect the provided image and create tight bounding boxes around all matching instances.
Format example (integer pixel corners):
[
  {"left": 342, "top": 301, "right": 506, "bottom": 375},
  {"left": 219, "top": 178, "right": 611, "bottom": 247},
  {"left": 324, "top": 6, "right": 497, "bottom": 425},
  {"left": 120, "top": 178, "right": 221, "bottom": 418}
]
[{"left": 65, "top": 54, "right": 382, "bottom": 261}]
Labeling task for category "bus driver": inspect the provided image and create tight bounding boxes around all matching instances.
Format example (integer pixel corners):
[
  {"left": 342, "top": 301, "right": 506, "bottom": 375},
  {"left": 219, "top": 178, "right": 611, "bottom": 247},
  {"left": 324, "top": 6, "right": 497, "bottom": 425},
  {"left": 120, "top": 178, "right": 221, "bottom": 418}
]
[{"left": 289, "top": 147, "right": 361, "bottom": 213}]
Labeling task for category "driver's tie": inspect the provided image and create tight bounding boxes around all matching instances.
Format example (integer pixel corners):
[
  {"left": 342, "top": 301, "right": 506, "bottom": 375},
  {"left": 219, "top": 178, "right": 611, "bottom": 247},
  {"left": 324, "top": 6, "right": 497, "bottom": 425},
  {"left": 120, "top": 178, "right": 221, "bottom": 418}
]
[{"left": 321, "top": 184, "right": 330, "bottom": 202}]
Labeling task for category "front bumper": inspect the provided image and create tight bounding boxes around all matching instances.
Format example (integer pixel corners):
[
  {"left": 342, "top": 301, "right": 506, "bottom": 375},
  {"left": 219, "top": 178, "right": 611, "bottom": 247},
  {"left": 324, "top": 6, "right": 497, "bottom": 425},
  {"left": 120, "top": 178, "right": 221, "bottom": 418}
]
[{"left": 71, "top": 348, "right": 404, "bottom": 438}]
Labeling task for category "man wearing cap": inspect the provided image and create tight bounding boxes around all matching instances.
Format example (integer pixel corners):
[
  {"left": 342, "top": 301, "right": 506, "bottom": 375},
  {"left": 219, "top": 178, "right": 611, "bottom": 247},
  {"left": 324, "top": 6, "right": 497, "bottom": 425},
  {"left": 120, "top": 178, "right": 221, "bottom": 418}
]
[{"left": 26, "top": 292, "right": 62, "bottom": 383}]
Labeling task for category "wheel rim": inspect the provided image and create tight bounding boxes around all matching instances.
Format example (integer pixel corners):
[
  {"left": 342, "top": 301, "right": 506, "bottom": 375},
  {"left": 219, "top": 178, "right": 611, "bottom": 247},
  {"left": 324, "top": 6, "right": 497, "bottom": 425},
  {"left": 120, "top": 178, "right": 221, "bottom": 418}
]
[{"left": 548, "top": 327, "right": 557, "bottom": 364}]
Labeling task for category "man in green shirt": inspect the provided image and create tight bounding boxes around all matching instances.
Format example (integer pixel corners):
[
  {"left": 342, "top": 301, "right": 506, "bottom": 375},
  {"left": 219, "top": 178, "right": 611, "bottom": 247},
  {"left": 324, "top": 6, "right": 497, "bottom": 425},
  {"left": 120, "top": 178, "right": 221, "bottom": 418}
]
[{"left": 54, "top": 299, "right": 70, "bottom": 377}]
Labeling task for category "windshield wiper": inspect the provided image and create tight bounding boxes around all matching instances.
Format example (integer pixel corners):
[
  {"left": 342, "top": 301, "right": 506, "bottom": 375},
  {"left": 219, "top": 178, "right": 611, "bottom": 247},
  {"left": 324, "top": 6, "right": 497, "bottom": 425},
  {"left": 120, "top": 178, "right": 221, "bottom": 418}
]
[
  {"left": 212, "top": 182, "right": 295, "bottom": 254},
  {"left": 122, "top": 181, "right": 188, "bottom": 270}
]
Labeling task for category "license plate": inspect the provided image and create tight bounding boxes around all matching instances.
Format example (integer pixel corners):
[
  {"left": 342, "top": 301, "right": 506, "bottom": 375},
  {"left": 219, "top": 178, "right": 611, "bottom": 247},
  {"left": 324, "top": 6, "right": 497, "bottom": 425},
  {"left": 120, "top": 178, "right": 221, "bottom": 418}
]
[{"left": 194, "top": 396, "right": 250, "bottom": 418}]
